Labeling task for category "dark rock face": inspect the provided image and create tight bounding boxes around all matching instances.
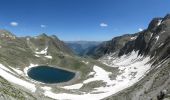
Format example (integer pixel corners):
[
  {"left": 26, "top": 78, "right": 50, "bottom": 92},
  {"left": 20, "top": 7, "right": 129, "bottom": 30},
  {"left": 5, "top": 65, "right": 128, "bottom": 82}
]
[
  {"left": 86, "top": 33, "right": 139, "bottom": 59},
  {"left": 119, "top": 30, "right": 151, "bottom": 56},
  {"left": 119, "top": 14, "right": 170, "bottom": 64},
  {"left": 148, "top": 17, "right": 162, "bottom": 31}
]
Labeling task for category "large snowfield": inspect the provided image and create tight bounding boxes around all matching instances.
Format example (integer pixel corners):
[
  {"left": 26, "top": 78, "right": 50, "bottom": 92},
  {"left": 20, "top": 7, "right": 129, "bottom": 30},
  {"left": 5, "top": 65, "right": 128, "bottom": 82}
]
[{"left": 0, "top": 51, "right": 152, "bottom": 100}]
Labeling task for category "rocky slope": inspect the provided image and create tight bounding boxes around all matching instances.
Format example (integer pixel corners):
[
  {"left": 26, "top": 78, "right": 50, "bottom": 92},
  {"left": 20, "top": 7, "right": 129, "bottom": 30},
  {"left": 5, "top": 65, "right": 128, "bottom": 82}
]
[
  {"left": 98, "top": 14, "right": 170, "bottom": 100},
  {"left": 86, "top": 33, "right": 139, "bottom": 59}
]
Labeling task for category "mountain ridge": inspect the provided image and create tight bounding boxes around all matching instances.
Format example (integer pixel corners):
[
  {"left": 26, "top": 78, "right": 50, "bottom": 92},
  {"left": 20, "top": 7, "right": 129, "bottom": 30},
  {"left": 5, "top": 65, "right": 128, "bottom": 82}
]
[{"left": 0, "top": 14, "right": 170, "bottom": 100}]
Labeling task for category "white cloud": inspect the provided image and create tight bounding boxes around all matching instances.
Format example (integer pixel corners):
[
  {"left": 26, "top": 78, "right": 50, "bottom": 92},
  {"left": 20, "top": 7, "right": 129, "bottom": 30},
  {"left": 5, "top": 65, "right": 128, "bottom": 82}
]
[
  {"left": 138, "top": 28, "right": 143, "bottom": 31},
  {"left": 100, "top": 23, "right": 108, "bottom": 27},
  {"left": 10, "top": 22, "right": 18, "bottom": 26},
  {"left": 40, "top": 25, "right": 46, "bottom": 28}
]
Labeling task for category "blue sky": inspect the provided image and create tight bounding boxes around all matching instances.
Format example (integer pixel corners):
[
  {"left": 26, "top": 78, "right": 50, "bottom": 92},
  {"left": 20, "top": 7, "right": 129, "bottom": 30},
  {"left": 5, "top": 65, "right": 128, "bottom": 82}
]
[{"left": 0, "top": 0, "right": 170, "bottom": 41}]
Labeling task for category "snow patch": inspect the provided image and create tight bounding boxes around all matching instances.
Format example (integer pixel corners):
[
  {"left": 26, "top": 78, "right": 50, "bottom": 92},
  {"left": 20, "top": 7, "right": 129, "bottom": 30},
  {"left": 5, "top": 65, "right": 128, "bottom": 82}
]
[
  {"left": 35, "top": 55, "right": 40, "bottom": 57},
  {"left": 63, "top": 83, "right": 83, "bottom": 89},
  {"left": 35, "top": 47, "right": 48, "bottom": 55},
  {"left": 10, "top": 67, "right": 23, "bottom": 75},
  {"left": 150, "top": 33, "right": 153, "bottom": 38},
  {"left": 159, "top": 43, "right": 164, "bottom": 47},
  {"left": 0, "top": 64, "right": 36, "bottom": 92},
  {"left": 88, "top": 72, "right": 95, "bottom": 76},
  {"left": 160, "top": 31, "right": 166, "bottom": 34},
  {"left": 82, "top": 60, "right": 89, "bottom": 64},
  {"left": 130, "top": 36, "right": 137, "bottom": 40},
  {"left": 41, "top": 86, "right": 52, "bottom": 91},
  {"left": 0, "top": 64, "right": 15, "bottom": 74},
  {"left": 24, "top": 64, "right": 38, "bottom": 77},
  {"left": 44, "top": 55, "right": 52, "bottom": 59},
  {"left": 157, "top": 20, "right": 162, "bottom": 26},
  {"left": 83, "top": 65, "right": 111, "bottom": 84},
  {"left": 155, "top": 36, "right": 159, "bottom": 42}
]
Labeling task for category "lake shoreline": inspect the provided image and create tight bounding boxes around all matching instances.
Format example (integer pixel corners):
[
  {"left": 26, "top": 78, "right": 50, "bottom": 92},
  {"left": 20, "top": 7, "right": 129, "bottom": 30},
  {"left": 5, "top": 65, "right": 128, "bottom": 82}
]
[{"left": 27, "top": 64, "right": 81, "bottom": 86}]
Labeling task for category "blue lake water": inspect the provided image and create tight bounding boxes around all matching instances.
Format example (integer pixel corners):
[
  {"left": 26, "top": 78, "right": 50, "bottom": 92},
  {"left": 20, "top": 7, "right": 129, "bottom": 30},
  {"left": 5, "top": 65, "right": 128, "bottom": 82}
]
[{"left": 27, "top": 66, "right": 75, "bottom": 83}]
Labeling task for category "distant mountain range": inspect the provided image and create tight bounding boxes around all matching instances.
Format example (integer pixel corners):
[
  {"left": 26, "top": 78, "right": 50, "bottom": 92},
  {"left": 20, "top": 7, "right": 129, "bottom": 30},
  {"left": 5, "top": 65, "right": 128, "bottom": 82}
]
[{"left": 65, "top": 41, "right": 101, "bottom": 56}]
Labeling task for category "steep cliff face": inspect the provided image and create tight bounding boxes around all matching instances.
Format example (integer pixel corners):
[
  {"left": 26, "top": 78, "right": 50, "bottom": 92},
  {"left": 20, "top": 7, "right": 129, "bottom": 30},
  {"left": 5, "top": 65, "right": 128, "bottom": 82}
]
[
  {"left": 86, "top": 33, "right": 139, "bottom": 59},
  {"left": 119, "top": 14, "right": 170, "bottom": 65}
]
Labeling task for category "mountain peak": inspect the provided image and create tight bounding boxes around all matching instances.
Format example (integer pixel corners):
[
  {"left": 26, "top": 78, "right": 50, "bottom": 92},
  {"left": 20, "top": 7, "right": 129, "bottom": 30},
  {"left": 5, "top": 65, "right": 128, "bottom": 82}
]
[
  {"left": 162, "top": 13, "right": 170, "bottom": 21},
  {"left": 39, "top": 33, "right": 48, "bottom": 37},
  {"left": 0, "top": 29, "right": 16, "bottom": 39},
  {"left": 147, "top": 17, "right": 163, "bottom": 31},
  {"left": 51, "top": 35, "right": 59, "bottom": 40}
]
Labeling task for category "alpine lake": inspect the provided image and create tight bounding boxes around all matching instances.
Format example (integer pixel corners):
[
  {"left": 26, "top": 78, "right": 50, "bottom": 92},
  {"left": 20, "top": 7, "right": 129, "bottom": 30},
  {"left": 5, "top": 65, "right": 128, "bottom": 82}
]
[{"left": 27, "top": 66, "right": 75, "bottom": 84}]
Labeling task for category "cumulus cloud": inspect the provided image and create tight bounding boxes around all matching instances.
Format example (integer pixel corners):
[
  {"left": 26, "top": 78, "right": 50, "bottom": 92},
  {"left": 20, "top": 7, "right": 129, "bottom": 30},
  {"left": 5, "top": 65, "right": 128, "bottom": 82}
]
[
  {"left": 40, "top": 25, "right": 46, "bottom": 28},
  {"left": 138, "top": 28, "right": 143, "bottom": 31},
  {"left": 100, "top": 23, "right": 108, "bottom": 27},
  {"left": 10, "top": 22, "right": 18, "bottom": 26}
]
